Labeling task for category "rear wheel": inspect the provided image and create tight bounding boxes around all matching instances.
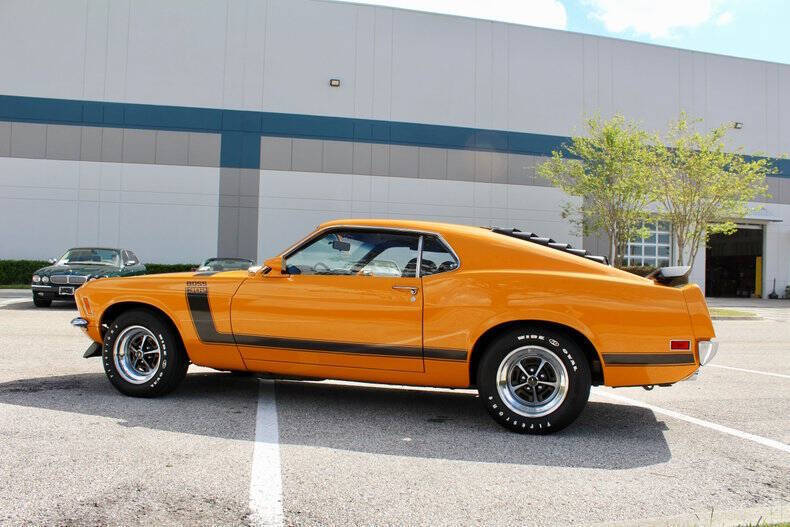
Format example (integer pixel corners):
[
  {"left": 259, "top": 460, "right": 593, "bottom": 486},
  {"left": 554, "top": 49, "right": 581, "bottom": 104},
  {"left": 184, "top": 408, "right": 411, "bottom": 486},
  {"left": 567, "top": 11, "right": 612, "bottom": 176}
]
[
  {"left": 33, "top": 296, "right": 51, "bottom": 308},
  {"left": 477, "top": 328, "right": 591, "bottom": 434},
  {"left": 102, "top": 309, "right": 189, "bottom": 397}
]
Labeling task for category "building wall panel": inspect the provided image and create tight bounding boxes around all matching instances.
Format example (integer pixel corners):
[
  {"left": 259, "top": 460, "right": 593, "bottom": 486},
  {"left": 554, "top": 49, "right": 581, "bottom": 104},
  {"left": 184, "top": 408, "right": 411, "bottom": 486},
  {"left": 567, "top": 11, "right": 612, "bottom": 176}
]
[
  {"left": 506, "top": 26, "right": 584, "bottom": 136},
  {"left": 258, "top": 170, "right": 582, "bottom": 259},
  {"left": 0, "top": 158, "right": 219, "bottom": 262},
  {"left": 124, "top": 0, "right": 227, "bottom": 107},
  {"left": 262, "top": 0, "right": 358, "bottom": 117},
  {"left": 390, "top": 10, "right": 477, "bottom": 127}
]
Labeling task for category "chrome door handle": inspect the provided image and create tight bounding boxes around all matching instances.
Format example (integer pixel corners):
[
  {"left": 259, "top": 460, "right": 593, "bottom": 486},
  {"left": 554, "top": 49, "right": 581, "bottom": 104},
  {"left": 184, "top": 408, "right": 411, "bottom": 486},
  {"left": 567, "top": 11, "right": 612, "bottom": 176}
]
[{"left": 392, "top": 285, "right": 418, "bottom": 294}]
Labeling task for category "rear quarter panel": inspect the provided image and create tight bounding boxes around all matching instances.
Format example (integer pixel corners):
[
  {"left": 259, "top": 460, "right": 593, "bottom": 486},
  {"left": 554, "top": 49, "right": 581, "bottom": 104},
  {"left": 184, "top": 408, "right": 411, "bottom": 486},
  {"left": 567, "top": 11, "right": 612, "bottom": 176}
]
[{"left": 422, "top": 268, "right": 697, "bottom": 387}]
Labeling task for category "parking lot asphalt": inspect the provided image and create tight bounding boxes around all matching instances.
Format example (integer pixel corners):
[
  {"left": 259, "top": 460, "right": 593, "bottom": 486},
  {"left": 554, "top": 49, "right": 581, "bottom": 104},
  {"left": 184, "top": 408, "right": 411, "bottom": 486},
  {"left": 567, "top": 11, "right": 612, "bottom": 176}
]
[{"left": 0, "top": 293, "right": 788, "bottom": 526}]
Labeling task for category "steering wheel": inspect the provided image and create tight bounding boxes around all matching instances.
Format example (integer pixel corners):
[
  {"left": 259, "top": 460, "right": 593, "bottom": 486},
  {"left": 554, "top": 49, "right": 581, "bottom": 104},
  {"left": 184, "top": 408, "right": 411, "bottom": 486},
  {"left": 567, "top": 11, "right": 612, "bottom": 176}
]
[{"left": 313, "top": 262, "right": 330, "bottom": 274}]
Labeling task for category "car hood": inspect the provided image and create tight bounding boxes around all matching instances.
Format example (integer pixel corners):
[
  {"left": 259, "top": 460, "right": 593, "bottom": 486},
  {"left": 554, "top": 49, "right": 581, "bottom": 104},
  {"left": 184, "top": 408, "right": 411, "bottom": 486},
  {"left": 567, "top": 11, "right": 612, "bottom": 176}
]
[{"left": 34, "top": 264, "right": 122, "bottom": 277}]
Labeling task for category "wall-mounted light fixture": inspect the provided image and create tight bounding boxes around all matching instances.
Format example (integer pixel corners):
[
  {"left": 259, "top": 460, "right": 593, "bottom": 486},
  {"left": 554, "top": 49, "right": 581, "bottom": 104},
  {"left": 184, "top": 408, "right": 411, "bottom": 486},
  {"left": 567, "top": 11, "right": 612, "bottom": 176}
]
[
  {"left": 733, "top": 121, "right": 743, "bottom": 129},
  {"left": 329, "top": 78, "right": 341, "bottom": 87}
]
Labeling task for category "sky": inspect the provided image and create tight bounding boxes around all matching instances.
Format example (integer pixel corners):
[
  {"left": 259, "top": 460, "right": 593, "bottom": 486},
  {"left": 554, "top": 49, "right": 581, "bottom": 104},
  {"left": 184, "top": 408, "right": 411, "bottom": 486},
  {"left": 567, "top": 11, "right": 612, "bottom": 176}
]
[{"left": 330, "top": 0, "right": 788, "bottom": 65}]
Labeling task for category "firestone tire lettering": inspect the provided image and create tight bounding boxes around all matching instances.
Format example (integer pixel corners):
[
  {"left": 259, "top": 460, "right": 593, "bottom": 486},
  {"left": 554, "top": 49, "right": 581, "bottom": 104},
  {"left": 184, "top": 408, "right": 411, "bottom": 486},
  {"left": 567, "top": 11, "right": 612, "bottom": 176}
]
[{"left": 477, "top": 328, "right": 592, "bottom": 435}]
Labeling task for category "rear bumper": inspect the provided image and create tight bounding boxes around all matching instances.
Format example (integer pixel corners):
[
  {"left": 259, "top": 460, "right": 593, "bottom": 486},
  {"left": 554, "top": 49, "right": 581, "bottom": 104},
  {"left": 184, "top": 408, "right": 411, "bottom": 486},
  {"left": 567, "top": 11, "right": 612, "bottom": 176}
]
[{"left": 698, "top": 339, "right": 718, "bottom": 366}]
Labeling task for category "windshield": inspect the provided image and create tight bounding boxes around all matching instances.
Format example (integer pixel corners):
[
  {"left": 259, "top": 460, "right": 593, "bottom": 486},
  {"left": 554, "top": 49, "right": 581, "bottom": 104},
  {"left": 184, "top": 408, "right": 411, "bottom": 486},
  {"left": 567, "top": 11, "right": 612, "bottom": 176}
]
[{"left": 57, "top": 248, "right": 120, "bottom": 266}]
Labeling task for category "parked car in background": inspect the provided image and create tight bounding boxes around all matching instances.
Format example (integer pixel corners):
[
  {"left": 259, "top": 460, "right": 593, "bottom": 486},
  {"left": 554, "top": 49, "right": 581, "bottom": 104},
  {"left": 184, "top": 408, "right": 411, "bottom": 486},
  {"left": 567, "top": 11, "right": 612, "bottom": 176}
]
[
  {"left": 32, "top": 248, "right": 145, "bottom": 307},
  {"left": 195, "top": 257, "right": 253, "bottom": 272}
]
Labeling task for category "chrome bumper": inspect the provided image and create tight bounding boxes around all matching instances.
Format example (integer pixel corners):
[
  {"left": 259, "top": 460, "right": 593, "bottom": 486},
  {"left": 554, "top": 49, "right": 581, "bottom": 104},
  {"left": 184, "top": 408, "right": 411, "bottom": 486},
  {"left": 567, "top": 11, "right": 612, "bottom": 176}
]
[
  {"left": 698, "top": 339, "right": 718, "bottom": 366},
  {"left": 70, "top": 317, "right": 88, "bottom": 328}
]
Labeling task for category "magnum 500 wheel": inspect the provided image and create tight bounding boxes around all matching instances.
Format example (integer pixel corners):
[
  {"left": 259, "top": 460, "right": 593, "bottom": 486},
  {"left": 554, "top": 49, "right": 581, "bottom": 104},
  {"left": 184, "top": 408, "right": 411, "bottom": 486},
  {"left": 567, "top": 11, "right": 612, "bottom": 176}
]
[
  {"left": 102, "top": 309, "right": 189, "bottom": 397},
  {"left": 477, "top": 328, "right": 591, "bottom": 434}
]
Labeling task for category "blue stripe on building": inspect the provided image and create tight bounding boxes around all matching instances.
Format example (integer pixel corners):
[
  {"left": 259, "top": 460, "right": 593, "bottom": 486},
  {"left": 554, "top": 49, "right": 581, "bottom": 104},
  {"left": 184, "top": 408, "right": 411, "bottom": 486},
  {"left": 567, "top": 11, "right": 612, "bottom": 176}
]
[{"left": 0, "top": 94, "right": 786, "bottom": 176}]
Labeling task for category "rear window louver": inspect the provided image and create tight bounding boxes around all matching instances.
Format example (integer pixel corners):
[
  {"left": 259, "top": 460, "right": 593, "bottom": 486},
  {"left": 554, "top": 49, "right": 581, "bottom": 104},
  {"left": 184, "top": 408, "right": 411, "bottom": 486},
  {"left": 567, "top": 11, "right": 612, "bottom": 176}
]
[{"left": 489, "top": 227, "right": 610, "bottom": 265}]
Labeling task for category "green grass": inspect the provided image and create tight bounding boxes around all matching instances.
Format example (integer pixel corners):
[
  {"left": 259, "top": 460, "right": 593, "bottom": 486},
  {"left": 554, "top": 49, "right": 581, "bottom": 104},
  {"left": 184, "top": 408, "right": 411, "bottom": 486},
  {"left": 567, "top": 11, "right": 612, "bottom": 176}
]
[
  {"left": 709, "top": 307, "right": 758, "bottom": 318},
  {"left": 0, "top": 284, "right": 29, "bottom": 289}
]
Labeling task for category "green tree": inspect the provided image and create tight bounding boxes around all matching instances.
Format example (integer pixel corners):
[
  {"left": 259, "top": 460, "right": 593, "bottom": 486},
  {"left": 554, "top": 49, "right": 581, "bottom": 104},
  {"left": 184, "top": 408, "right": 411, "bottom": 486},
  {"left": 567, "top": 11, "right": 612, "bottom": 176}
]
[
  {"left": 653, "top": 114, "right": 774, "bottom": 268},
  {"left": 538, "top": 115, "right": 657, "bottom": 265}
]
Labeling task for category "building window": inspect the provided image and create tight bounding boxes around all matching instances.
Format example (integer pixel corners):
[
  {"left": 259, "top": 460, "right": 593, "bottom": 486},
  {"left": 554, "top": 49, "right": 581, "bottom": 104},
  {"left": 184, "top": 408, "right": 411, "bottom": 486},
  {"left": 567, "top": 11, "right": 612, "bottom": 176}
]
[{"left": 624, "top": 221, "right": 672, "bottom": 267}]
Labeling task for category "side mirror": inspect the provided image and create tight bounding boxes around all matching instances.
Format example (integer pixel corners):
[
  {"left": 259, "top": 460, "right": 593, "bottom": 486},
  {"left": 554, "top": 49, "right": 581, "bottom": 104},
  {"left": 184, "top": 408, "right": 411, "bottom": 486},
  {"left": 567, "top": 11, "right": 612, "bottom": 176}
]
[{"left": 262, "top": 256, "right": 286, "bottom": 275}]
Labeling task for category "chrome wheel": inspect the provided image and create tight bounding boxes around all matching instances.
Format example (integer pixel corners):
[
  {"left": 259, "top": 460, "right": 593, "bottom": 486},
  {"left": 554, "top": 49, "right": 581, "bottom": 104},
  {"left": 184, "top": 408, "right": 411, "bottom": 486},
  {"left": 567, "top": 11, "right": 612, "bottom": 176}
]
[
  {"left": 495, "top": 345, "right": 569, "bottom": 418},
  {"left": 113, "top": 325, "right": 161, "bottom": 384}
]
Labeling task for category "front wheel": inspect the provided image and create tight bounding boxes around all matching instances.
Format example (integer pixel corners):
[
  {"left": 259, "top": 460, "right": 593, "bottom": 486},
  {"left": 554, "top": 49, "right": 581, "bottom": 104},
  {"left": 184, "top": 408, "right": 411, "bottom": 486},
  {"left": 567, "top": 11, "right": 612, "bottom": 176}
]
[
  {"left": 102, "top": 309, "right": 189, "bottom": 397},
  {"left": 477, "top": 328, "right": 591, "bottom": 434}
]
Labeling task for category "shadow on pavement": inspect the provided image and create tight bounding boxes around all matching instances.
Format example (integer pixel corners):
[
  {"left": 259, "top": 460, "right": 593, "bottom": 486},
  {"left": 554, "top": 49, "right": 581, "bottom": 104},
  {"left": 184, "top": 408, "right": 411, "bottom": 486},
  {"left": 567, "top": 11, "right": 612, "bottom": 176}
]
[
  {"left": 0, "top": 300, "right": 77, "bottom": 310},
  {"left": 0, "top": 371, "right": 258, "bottom": 441},
  {"left": 0, "top": 371, "right": 671, "bottom": 469},
  {"left": 274, "top": 380, "right": 671, "bottom": 469}
]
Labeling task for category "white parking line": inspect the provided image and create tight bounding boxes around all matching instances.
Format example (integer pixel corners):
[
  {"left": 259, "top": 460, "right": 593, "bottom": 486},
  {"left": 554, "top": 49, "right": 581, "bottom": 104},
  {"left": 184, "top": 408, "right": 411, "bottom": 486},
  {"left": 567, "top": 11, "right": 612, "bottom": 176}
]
[
  {"left": 593, "top": 389, "right": 790, "bottom": 454},
  {"left": 248, "top": 379, "right": 284, "bottom": 527},
  {"left": 708, "top": 363, "right": 790, "bottom": 379}
]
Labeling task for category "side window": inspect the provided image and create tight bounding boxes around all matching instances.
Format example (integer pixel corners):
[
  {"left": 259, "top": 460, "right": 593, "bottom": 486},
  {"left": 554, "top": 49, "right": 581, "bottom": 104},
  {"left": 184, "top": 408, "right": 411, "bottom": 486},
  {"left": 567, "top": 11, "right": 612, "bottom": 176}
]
[
  {"left": 123, "top": 251, "right": 139, "bottom": 265},
  {"left": 285, "top": 230, "right": 420, "bottom": 277},
  {"left": 420, "top": 236, "right": 459, "bottom": 276}
]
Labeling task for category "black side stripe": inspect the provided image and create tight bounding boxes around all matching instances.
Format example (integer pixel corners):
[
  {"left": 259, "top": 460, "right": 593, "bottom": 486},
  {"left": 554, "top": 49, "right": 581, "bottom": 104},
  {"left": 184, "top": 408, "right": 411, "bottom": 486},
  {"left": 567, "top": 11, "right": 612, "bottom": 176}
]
[
  {"left": 186, "top": 291, "right": 466, "bottom": 361},
  {"left": 424, "top": 347, "right": 468, "bottom": 361},
  {"left": 186, "top": 290, "right": 235, "bottom": 344},
  {"left": 234, "top": 334, "right": 423, "bottom": 358},
  {"left": 603, "top": 353, "right": 696, "bottom": 365}
]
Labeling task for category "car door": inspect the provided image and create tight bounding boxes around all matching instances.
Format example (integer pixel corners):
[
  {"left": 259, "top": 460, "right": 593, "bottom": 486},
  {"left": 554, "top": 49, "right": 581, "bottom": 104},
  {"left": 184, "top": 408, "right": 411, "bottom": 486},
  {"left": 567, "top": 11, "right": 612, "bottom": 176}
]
[{"left": 231, "top": 228, "right": 425, "bottom": 372}]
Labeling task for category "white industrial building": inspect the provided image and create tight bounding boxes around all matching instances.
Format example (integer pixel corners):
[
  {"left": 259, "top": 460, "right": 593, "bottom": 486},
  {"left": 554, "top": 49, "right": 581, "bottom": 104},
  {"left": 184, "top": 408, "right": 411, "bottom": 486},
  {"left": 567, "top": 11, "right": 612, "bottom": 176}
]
[{"left": 0, "top": 0, "right": 788, "bottom": 297}]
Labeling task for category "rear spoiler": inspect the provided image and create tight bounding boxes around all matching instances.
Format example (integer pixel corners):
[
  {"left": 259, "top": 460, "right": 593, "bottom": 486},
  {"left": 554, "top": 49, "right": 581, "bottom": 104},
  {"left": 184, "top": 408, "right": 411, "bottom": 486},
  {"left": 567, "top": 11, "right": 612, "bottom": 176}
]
[{"left": 646, "top": 265, "right": 691, "bottom": 286}]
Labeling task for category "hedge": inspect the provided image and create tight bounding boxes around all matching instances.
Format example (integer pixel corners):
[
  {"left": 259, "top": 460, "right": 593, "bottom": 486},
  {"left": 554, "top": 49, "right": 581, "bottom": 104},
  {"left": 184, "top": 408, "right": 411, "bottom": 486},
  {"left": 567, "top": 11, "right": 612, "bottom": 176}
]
[
  {"left": 143, "top": 263, "right": 198, "bottom": 274},
  {"left": 0, "top": 260, "right": 198, "bottom": 285},
  {"left": 0, "top": 260, "right": 50, "bottom": 285}
]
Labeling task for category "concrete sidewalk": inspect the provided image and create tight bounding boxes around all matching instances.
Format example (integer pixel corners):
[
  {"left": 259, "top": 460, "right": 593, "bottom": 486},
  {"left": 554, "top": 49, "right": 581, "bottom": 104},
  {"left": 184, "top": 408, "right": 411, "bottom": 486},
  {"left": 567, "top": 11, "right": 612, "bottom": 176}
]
[
  {"left": 0, "top": 289, "right": 29, "bottom": 299},
  {"left": 706, "top": 297, "right": 790, "bottom": 308}
]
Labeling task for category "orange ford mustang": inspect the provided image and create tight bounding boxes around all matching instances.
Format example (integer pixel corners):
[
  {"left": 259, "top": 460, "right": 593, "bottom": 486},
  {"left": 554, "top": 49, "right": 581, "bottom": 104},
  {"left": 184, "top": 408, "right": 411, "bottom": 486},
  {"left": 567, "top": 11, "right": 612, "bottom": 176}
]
[{"left": 71, "top": 219, "right": 717, "bottom": 434}]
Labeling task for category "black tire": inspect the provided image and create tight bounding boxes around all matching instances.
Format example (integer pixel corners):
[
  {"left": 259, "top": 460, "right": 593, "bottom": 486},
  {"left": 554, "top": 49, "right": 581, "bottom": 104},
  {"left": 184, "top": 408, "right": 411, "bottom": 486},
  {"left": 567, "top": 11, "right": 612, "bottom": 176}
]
[
  {"left": 477, "top": 328, "right": 591, "bottom": 434},
  {"left": 102, "top": 309, "right": 189, "bottom": 397},
  {"left": 33, "top": 296, "right": 52, "bottom": 307}
]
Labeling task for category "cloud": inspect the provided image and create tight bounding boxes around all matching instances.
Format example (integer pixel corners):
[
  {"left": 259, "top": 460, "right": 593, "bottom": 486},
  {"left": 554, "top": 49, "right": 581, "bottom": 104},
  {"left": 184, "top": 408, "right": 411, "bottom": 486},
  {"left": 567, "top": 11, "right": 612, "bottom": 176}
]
[
  {"left": 329, "top": 0, "right": 568, "bottom": 30},
  {"left": 584, "top": 0, "right": 731, "bottom": 38},
  {"left": 715, "top": 10, "right": 734, "bottom": 25}
]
